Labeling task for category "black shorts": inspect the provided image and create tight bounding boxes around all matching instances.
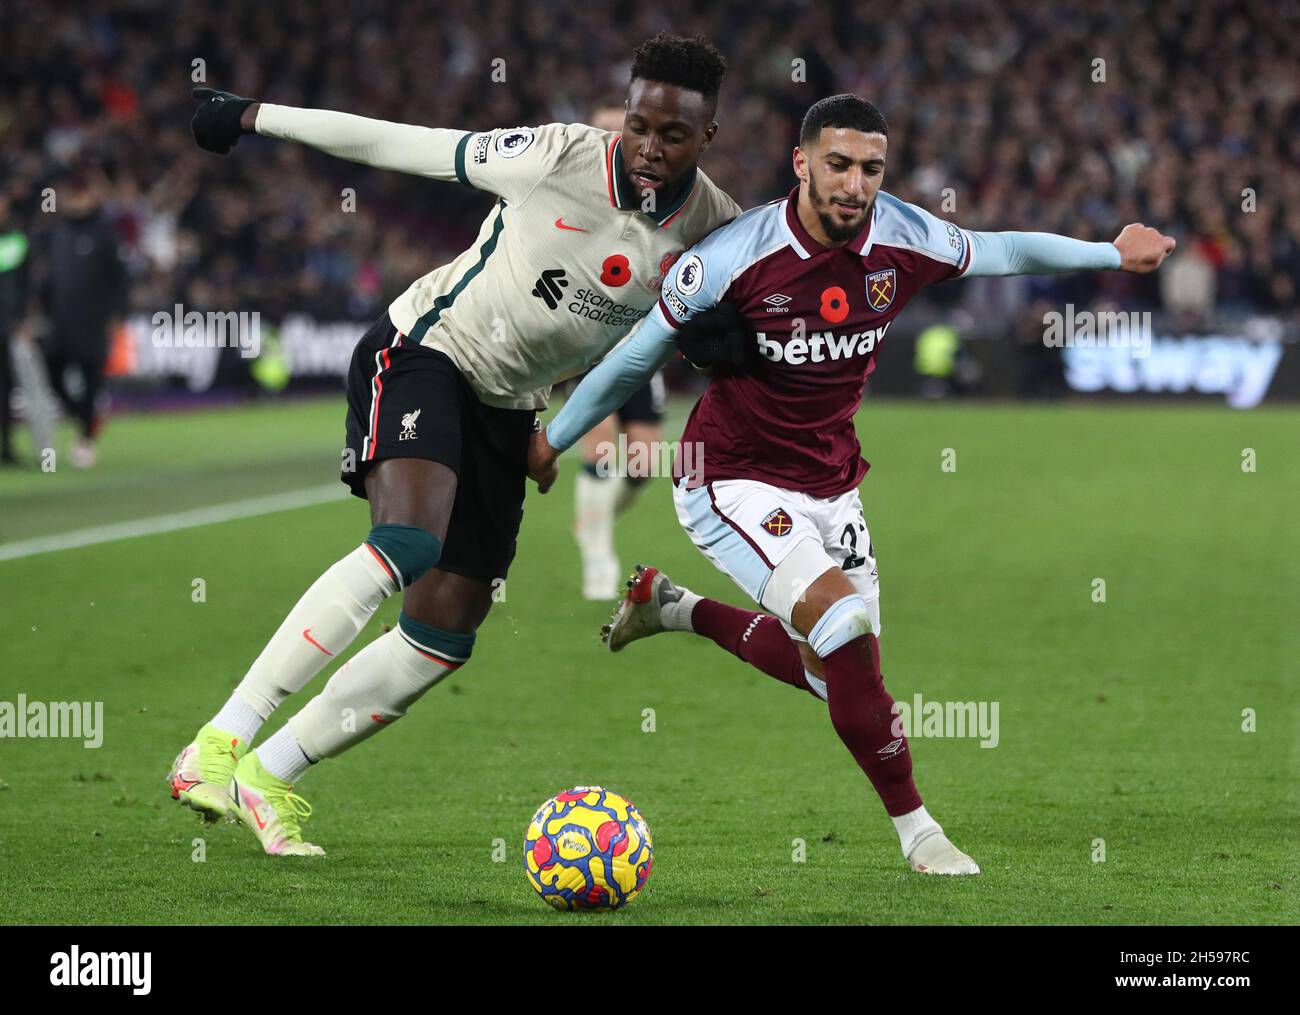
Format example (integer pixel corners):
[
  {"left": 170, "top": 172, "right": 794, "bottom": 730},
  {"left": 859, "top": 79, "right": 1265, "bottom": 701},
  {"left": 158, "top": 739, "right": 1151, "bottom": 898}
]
[
  {"left": 343, "top": 313, "right": 535, "bottom": 583},
  {"left": 569, "top": 369, "right": 665, "bottom": 426}
]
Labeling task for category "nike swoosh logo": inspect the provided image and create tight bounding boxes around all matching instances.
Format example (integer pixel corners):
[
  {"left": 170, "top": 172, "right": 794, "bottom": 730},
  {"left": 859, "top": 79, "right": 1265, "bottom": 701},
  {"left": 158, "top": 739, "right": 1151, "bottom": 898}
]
[
  {"left": 303, "top": 628, "right": 333, "bottom": 656},
  {"left": 371, "top": 714, "right": 392, "bottom": 724},
  {"left": 554, "top": 217, "right": 589, "bottom": 233},
  {"left": 240, "top": 787, "right": 268, "bottom": 830}
]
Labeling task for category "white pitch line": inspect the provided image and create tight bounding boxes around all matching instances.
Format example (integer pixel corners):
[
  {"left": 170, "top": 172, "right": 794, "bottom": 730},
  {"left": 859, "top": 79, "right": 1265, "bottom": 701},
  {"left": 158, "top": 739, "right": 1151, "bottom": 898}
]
[{"left": 0, "top": 483, "right": 350, "bottom": 562}]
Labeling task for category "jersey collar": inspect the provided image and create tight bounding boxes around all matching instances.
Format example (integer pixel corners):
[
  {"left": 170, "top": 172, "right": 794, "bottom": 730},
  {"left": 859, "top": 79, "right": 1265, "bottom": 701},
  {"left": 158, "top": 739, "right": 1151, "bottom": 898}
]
[
  {"left": 782, "top": 185, "right": 875, "bottom": 259},
  {"left": 606, "top": 134, "right": 698, "bottom": 228}
]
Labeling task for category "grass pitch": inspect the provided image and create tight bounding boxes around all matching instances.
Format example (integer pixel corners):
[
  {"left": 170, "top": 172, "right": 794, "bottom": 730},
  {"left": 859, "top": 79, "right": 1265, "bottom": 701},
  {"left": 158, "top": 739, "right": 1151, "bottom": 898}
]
[{"left": 0, "top": 396, "right": 1295, "bottom": 924}]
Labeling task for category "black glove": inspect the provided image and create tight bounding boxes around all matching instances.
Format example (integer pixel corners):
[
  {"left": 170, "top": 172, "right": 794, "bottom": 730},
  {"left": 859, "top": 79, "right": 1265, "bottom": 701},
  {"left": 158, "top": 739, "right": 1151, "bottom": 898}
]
[
  {"left": 675, "top": 300, "right": 752, "bottom": 373},
  {"left": 190, "top": 87, "right": 256, "bottom": 154}
]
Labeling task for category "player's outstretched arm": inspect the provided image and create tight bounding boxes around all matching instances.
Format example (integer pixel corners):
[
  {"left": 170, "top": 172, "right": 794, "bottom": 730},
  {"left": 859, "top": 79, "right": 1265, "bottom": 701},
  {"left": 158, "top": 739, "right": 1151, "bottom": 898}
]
[
  {"left": 963, "top": 224, "right": 1175, "bottom": 277},
  {"left": 190, "top": 88, "right": 256, "bottom": 154},
  {"left": 190, "top": 87, "right": 474, "bottom": 181},
  {"left": 1111, "top": 223, "right": 1177, "bottom": 273},
  {"left": 528, "top": 317, "right": 680, "bottom": 494}
]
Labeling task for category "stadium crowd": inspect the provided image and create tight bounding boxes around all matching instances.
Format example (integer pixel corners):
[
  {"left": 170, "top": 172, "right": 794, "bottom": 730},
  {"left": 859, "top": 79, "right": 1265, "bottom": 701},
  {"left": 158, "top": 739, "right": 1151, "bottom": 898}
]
[{"left": 0, "top": 0, "right": 1296, "bottom": 335}]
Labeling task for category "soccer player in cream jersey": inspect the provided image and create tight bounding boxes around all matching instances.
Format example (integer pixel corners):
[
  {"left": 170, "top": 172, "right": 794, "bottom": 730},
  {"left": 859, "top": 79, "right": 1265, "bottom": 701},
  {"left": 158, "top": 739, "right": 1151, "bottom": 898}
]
[
  {"left": 168, "top": 34, "right": 740, "bottom": 856},
  {"left": 534, "top": 94, "right": 1175, "bottom": 876}
]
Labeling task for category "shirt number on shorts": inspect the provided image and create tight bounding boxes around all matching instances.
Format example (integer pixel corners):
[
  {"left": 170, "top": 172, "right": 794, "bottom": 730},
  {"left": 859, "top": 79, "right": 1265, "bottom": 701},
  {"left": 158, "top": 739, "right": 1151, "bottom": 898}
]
[{"left": 840, "top": 521, "right": 868, "bottom": 571}]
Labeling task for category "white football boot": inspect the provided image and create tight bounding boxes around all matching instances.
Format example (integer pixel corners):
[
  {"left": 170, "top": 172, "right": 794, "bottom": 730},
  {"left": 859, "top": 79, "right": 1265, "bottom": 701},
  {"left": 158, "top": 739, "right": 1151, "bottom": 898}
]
[
  {"left": 601, "top": 564, "right": 687, "bottom": 652},
  {"left": 906, "top": 828, "right": 981, "bottom": 875},
  {"left": 68, "top": 438, "right": 98, "bottom": 469}
]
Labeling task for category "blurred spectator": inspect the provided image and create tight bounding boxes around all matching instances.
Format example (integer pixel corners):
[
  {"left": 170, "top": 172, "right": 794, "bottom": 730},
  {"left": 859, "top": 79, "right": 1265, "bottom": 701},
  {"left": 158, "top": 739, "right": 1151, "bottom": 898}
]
[
  {"left": 1016, "top": 299, "right": 1067, "bottom": 400},
  {"left": 31, "top": 168, "right": 127, "bottom": 466},
  {"left": 914, "top": 323, "right": 960, "bottom": 398},
  {"left": 1160, "top": 247, "right": 1217, "bottom": 319},
  {"left": 0, "top": 193, "right": 28, "bottom": 463}
]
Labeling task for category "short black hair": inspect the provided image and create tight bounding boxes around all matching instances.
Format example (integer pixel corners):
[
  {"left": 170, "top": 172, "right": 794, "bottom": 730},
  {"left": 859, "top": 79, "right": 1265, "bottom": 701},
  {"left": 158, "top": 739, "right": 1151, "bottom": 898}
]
[
  {"left": 630, "top": 33, "right": 727, "bottom": 103},
  {"left": 800, "top": 94, "right": 889, "bottom": 147}
]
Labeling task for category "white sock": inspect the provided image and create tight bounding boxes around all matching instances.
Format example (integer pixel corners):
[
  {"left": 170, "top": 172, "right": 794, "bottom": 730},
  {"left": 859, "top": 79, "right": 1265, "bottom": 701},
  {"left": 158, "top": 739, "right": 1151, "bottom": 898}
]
[
  {"left": 225, "top": 544, "right": 399, "bottom": 720},
  {"left": 286, "top": 626, "right": 464, "bottom": 762},
  {"left": 211, "top": 691, "right": 265, "bottom": 743},
  {"left": 257, "top": 725, "right": 315, "bottom": 784},
  {"left": 660, "top": 589, "right": 702, "bottom": 632},
  {"left": 574, "top": 470, "right": 618, "bottom": 566},
  {"left": 892, "top": 804, "right": 942, "bottom": 857}
]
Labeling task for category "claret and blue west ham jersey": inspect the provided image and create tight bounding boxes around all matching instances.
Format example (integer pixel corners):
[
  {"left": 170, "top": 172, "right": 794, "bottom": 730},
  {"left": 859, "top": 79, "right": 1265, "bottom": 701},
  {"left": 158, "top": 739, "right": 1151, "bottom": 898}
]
[
  {"left": 545, "top": 185, "right": 1120, "bottom": 489},
  {"left": 658, "top": 187, "right": 973, "bottom": 497}
]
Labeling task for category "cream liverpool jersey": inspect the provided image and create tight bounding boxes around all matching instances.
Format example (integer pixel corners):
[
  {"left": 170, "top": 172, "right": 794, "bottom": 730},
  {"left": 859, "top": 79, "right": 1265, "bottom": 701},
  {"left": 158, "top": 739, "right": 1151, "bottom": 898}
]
[{"left": 255, "top": 106, "right": 740, "bottom": 409}]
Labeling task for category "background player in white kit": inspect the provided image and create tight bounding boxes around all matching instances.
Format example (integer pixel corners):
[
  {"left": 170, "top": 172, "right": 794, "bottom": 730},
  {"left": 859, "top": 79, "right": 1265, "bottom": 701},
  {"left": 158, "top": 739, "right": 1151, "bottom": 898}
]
[
  {"left": 571, "top": 105, "right": 672, "bottom": 600},
  {"left": 168, "top": 35, "right": 740, "bottom": 855},
  {"left": 533, "top": 94, "right": 1175, "bottom": 876}
]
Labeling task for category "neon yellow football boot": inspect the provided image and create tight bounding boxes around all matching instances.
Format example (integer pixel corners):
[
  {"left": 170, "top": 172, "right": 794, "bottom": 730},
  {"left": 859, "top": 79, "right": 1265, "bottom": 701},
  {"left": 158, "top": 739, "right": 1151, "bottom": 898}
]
[
  {"left": 168, "top": 723, "right": 249, "bottom": 821},
  {"left": 228, "top": 752, "right": 326, "bottom": 857}
]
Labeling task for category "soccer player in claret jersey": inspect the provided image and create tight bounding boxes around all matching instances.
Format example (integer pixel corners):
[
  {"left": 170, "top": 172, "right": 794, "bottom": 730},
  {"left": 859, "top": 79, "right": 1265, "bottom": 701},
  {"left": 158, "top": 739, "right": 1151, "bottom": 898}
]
[
  {"left": 168, "top": 34, "right": 741, "bottom": 856},
  {"left": 533, "top": 94, "right": 1175, "bottom": 876}
]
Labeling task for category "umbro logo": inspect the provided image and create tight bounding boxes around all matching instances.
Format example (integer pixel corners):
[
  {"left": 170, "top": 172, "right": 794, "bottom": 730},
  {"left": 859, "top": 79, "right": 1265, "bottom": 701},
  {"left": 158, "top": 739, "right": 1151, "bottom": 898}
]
[
  {"left": 877, "top": 738, "right": 906, "bottom": 759},
  {"left": 763, "top": 293, "right": 792, "bottom": 313},
  {"left": 531, "top": 268, "right": 568, "bottom": 309}
]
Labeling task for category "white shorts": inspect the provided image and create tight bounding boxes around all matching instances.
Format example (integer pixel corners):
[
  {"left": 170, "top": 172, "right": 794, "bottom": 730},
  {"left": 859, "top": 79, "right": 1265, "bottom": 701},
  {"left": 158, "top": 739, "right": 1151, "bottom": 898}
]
[{"left": 673, "top": 478, "right": 881, "bottom": 643}]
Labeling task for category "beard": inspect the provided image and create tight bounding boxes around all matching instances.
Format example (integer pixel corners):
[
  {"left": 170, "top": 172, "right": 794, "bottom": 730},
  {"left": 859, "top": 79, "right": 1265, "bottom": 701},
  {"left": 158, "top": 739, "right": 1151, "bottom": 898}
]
[{"left": 808, "top": 172, "right": 871, "bottom": 243}]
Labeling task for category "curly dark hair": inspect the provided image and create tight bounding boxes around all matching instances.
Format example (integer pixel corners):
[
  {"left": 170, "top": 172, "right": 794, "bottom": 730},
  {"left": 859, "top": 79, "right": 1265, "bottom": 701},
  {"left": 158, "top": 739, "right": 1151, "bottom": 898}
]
[
  {"left": 800, "top": 94, "right": 889, "bottom": 147},
  {"left": 629, "top": 32, "right": 728, "bottom": 102}
]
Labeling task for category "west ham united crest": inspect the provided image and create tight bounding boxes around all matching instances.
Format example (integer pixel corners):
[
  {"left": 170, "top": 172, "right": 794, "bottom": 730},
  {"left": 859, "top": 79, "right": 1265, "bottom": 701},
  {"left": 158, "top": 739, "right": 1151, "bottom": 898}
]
[
  {"left": 761, "top": 507, "right": 794, "bottom": 537},
  {"left": 866, "top": 268, "right": 896, "bottom": 312}
]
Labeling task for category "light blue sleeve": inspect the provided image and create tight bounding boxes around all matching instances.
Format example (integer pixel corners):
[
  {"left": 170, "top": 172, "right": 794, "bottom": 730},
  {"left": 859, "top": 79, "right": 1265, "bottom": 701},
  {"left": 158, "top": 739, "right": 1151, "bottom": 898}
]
[
  {"left": 964, "top": 230, "right": 1121, "bottom": 277},
  {"left": 658, "top": 202, "right": 782, "bottom": 324},
  {"left": 546, "top": 206, "right": 782, "bottom": 451},
  {"left": 546, "top": 206, "right": 776, "bottom": 451},
  {"left": 657, "top": 237, "right": 734, "bottom": 325},
  {"left": 545, "top": 312, "right": 679, "bottom": 452}
]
